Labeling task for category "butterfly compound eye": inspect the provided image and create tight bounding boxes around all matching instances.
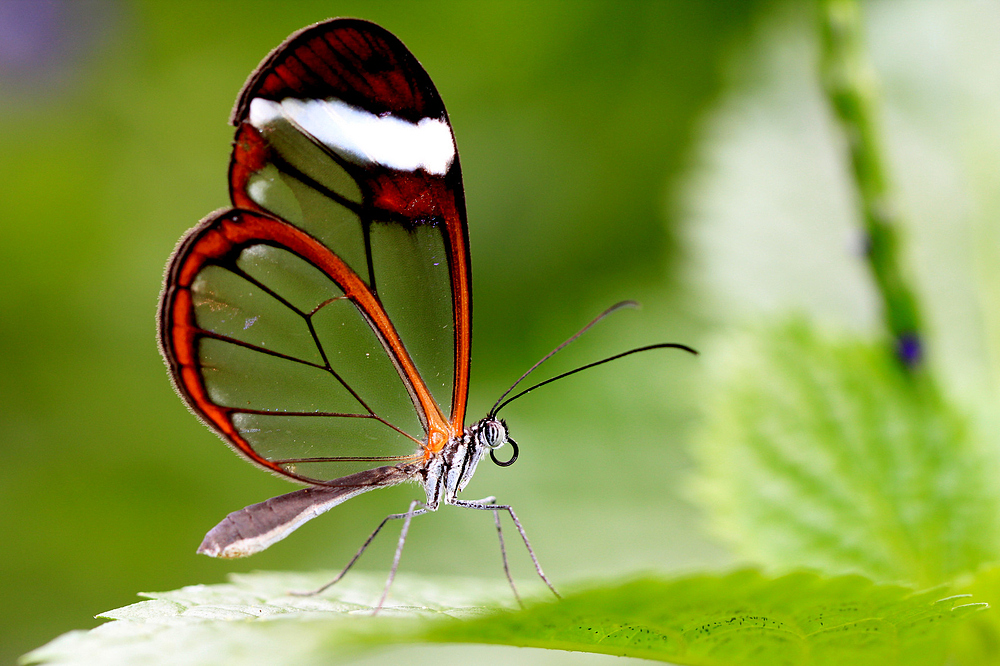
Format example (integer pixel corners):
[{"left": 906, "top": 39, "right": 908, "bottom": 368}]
[
  {"left": 477, "top": 419, "right": 506, "bottom": 449},
  {"left": 479, "top": 419, "right": 516, "bottom": 467}
]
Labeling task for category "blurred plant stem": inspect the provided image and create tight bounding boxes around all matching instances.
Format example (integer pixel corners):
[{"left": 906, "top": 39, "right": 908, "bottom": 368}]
[{"left": 819, "top": 0, "right": 924, "bottom": 370}]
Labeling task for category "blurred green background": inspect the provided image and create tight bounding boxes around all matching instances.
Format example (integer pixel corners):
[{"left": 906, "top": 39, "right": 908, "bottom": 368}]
[{"left": 0, "top": 1, "right": 760, "bottom": 662}]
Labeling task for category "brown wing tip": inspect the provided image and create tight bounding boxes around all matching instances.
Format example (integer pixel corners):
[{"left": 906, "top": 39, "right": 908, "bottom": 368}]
[
  {"left": 197, "top": 517, "right": 259, "bottom": 559},
  {"left": 197, "top": 534, "right": 231, "bottom": 558},
  {"left": 196, "top": 541, "right": 220, "bottom": 557}
]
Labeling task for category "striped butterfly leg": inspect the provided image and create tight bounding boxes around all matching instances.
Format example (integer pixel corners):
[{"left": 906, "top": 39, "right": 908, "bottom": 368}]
[
  {"left": 376, "top": 499, "right": 427, "bottom": 612},
  {"left": 451, "top": 497, "right": 560, "bottom": 602},
  {"left": 291, "top": 499, "right": 431, "bottom": 615},
  {"left": 458, "top": 495, "right": 522, "bottom": 607}
]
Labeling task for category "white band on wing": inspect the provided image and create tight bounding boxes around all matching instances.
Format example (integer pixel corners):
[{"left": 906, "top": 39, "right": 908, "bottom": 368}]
[{"left": 249, "top": 97, "right": 455, "bottom": 176}]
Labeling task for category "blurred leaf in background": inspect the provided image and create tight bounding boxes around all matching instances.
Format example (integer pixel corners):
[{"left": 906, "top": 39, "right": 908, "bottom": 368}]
[
  {"left": 682, "top": 0, "right": 1000, "bottom": 408},
  {"left": 693, "top": 321, "right": 998, "bottom": 584},
  {"left": 0, "top": 1, "right": 757, "bottom": 663},
  {"left": 683, "top": 0, "right": 1000, "bottom": 660}
]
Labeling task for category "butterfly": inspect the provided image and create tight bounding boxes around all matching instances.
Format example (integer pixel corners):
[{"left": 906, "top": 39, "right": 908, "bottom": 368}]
[{"left": 157, "top": 17, "right": 694, "bottom": 609}]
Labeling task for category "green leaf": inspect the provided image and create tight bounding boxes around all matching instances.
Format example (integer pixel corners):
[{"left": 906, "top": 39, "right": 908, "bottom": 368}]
[
  {"left": 22, "top": 570, "right": 984, "bottom": 666},
  {"left": 949, "top": 564, "right": 1000, "bottom": 664},
  {"left": 690, "top": 322, "right": 1000, "bottom": 586},
  {"left": 20, "top": 572, "right": 517, "bottom": 666},
  {"left": 434, "top": 569, "right": 984, "bottom": 665}
]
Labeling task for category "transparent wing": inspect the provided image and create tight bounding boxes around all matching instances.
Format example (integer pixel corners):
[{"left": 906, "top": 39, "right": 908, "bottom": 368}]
[
  {"left": 158, "top": 20, "right": 472, "bottom": 484},
  {"left": 160, "top": 210, "right": 432, "bottom": 482}
]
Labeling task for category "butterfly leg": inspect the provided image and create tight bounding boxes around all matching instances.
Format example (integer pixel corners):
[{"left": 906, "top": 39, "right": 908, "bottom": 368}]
[
  {"left": 451, "top": 498, "right": 560, "bottom": 600},
  {"left": 455, "top": 495, "right": 520, "bottom": 605},
  {"left": 376, "top": 499, "right": 427, "bottom": 612},
  {"left": 491, "top": 505, "right": 522, "bottom": 606},
  {"left": 292, "top": 501, "right": 429, "bottom": 600}
]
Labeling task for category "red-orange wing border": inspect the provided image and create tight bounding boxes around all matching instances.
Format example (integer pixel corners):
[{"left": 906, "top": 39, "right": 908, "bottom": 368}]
[{"left": 158, "top": 208, "right": 458, "bottom": 484}]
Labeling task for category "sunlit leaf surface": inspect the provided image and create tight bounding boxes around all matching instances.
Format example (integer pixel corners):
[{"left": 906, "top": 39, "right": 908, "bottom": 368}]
[{"left": 23, "top": 571, "right": 983, "bottom": 666}]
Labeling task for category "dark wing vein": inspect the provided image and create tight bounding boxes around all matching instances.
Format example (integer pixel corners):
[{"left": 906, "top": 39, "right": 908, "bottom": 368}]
[
  {"left": 196, "top": 330, "right": 327, "bottom": 370},
  {"left": 272, "top": 455, "right": 419, "bottom": 463},
  {"left": 321, "top": 33, "right": 376, "bottom": 99},
  {"left": 222, "top": 261, "right": 311, "bottom": 317},
  {"left": 229, "top": 408, "right": 422, "bottom": 445},
  {"left": 264, "top": 141, "right": 363, "bottom": 214},
  {"left": 300, "top": 311, "right": 375, "bottom": 415}
]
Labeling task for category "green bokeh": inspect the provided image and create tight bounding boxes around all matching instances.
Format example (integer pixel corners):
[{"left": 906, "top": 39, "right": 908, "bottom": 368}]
[{"left": 0, "top": 1, "right": 757, "bottom": 662}]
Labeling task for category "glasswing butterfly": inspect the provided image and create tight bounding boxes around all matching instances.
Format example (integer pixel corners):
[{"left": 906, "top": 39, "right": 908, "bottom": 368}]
[{"left": 158, "top": 17, "right": 694, "bottom": 609}]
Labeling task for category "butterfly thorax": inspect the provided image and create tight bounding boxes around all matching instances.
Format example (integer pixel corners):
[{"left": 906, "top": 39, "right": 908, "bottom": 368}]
[{"left": 419, "top": 417, "right": 509, "bottom": 510}]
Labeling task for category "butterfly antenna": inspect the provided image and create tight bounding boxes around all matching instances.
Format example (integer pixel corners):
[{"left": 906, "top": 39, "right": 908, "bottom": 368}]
[
  {"left": 489, "top": 301, "right": 697, "bottom": 417},
  {"left": 492, "top": 342, "right": 697, "bottom": 415}
]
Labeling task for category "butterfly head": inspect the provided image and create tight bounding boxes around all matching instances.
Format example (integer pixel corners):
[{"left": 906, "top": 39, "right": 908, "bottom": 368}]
[{"left": 474, "top": 417, "right": 518, "bottom": 468}]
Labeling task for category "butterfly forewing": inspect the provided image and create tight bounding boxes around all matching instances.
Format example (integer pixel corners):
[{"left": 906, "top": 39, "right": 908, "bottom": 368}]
[
  {"left": 230, "top": 19, "right": 470, "bottom": 427},
  {"left": 159, "top": 19, "right": 472, "bottom": 485}
]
